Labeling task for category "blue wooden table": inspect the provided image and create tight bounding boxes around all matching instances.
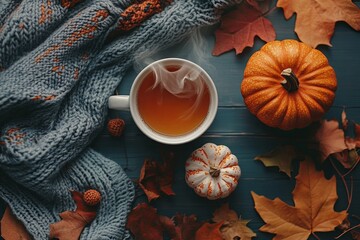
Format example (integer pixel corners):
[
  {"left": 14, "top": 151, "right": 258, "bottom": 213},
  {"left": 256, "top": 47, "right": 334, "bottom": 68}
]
[{"left": 92, "top": 4, "right": 360, "bottom": 239}]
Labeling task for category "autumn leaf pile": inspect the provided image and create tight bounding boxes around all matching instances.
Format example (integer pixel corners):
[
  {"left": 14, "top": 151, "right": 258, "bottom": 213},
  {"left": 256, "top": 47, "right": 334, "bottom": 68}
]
[
  {"left": 254, "top": 110, "right": 360, "bottom": 239},
  {"left": 124, "top": 0, "right": 360, "bottom": 238},
  {"left": 125, "top": 112, "right": 359, "bottom": 240},
  {"left": 213, "top": 0, "right": 360, "bottom": 55},
  {"left": 0, "top": 190, "right": 100, "bottom": 240},
  {"left": 1, "top": 0, "right": 360, "bottom": 239}
]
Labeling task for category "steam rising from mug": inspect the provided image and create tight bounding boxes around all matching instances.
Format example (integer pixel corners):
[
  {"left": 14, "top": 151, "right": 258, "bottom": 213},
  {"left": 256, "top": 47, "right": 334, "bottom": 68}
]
[
  {"left": 149, "top": 62, "right": 206, "bottom": 119},
  {"left": 134, "top": 28, "right": 213, "bottom": 119}
]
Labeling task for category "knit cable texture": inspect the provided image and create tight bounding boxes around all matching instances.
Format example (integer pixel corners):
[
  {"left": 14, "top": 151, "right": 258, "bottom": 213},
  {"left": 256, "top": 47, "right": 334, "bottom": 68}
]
[{"left": 0, "top": 0, "right": 241, "bottom": 239}]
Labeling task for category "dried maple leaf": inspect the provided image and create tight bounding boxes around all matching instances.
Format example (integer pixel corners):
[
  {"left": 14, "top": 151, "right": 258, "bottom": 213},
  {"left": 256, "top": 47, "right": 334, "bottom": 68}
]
[
  {"left": 255, "top": 145, "right": 301, "bottom": 177},
  {"left": 342, "top": 109, "right": 349, "bottom": 130},
  {"left": 343, "top": 122, "right": 360, "bottom": 150},
  {"left": 173, "top": 214, "right": 204, "bottom": 240},
  {"left": 126, "top": 204, "right": 206, "bottom": 240},
  {"left": 319, "top": 110, "right": 359, "bottom": 168},
  {"left": 139, "top": 152, "right": 175, "bottom": 201},
  {"left": 195, "top": 222, "right": 223, "bottom": 240},
  {"left": 315, "top": 119, "right": 348, "bottom": 162},
  {"left": 246, "top": 0, "right": 273, "bottom": 13},
  {"left": 49, "top": 191, "right": 98, "bottom": 240},
  {"left": 0, "top": 206, "right": 32, "bottom": 240},
  {"left": 126, "top": 203, "right": 166, "bottom": 240},
  {"left": 252, "top": 158, "right": 347, "bottom": 239},
  {"left": 212, "top": 2, "right": 276, "bottom": 56},
  {"left": 332, "top": 149, "right": 359, "bottom": 169},
  {"left": 277, "top": 0, "right": 360, "bottom": 48},
  {"left": 212, "top": 203, "right": 256, "bottom": 240}
]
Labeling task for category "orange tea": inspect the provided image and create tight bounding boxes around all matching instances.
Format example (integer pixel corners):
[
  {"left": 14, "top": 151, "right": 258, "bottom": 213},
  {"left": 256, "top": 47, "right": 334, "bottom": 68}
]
[{"left": 137, "top": 66, "right": 210, "bottom": 136}]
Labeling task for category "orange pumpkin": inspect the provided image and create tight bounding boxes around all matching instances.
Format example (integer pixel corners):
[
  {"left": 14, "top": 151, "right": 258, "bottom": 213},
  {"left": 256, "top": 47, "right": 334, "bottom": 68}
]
[{"left": 240, "top": 39, "right": 337, "bottom": 130}]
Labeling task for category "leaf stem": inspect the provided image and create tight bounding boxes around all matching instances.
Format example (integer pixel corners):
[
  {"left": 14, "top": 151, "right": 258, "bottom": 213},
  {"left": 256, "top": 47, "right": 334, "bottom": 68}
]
[
  {"left": 330, "top": 157, "right": 352, "bottom": 210},
  {"left": 335, "top": 224, "right": 360, "bottom": 239},
  {"left": 343, "top": 158, "right": 359, "bottom": 177},
  {"left": 261, "top": 3, "right": 278, "bottom": 17},
  {"left": 312, "top": 232, "right": 321, "bottom": 240}
]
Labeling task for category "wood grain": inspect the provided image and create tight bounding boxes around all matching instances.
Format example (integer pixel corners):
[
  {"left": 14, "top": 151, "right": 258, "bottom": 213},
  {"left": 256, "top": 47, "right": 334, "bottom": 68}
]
[{"left": 94, "top": 5, "right": 360, "bottom": 239}]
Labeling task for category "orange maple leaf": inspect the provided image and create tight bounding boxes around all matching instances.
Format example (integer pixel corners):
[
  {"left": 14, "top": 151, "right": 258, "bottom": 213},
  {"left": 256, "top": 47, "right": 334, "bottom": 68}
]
[
  {"left": 195, "top": 222, "right": 224, "bottom": 240},
  {"left": 49, "top": 191, "right": 98, "bottom": 240},
  {"left": 277, "top": 0, "right": 360, "bottom": 48},
  {"left": 0, "top": 206, "right": 32, "bottom": 240},
  {"left": 252, "top": 158, "right": 347, "bottom": 239},
  {"left": 315, "top": 119, "right": 348, "bottom": 162},
  {"left": 139, "top": 152, "right": 175, "bottom": 202},
  {"left": 212, "top": 2, "right": 276, "bottom": 56}
]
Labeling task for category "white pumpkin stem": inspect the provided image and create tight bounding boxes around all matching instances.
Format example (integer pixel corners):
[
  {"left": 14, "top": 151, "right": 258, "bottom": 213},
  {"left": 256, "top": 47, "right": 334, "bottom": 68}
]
[
  {"left": 210, "top": 166, "right": 221, "bottom": 177},
  {"left": 281, "top": 68, "right": 299, "bottom": 92}
]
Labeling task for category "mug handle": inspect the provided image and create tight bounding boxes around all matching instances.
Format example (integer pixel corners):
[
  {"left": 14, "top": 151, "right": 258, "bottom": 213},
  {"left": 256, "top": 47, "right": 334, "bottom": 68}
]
[{"left": 108, "top": 95, "right": 130, "bottom": 110}]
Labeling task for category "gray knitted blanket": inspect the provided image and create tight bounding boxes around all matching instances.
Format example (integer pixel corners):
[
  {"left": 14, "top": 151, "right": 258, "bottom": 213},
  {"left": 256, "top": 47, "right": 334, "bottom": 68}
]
[{"left": 0, "top": 0, "right": 240, "bottom": 239}]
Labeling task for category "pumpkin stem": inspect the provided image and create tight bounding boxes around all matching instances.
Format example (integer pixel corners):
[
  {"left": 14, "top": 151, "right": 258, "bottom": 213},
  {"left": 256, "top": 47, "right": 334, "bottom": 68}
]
[
  {"left": 210, "top": 166, "right": 221, "bottom": 178},
  {"left": 281, "top": 68, "right": 299, "bottom": 92}
]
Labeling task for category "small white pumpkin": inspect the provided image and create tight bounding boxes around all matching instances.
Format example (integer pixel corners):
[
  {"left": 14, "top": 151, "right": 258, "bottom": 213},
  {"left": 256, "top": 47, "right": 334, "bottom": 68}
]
[{"left": 185, "top": 143, "right": 241, "bottom": 200}]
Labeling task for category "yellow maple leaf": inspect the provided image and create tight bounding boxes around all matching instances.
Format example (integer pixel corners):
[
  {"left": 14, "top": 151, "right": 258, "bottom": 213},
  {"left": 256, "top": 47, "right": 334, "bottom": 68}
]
[{"left": 252, "top": 158, "right": 347, "bottom": 239}]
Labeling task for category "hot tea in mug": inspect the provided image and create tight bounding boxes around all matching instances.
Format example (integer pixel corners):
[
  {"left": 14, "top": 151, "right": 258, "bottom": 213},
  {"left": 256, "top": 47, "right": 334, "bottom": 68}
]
[
  {"left": 108, "top": 58, "right": 218, "bottom": 144},
  {"left": 136, "top": 64, "right": 210, "bottom": 136}
]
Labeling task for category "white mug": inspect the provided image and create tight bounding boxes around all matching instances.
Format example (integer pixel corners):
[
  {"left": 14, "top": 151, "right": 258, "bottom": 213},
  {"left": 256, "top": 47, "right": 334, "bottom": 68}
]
[{"left": 108, "top": 58, "right": 218, "bottom": 144}]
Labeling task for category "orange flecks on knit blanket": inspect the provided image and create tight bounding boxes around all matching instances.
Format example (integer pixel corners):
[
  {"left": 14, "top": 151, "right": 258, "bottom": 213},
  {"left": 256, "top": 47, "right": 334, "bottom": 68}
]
[
  {"left": 35, "top": 9, "right": 108, "bottom": 63},
  {"left": 118, "top": 0, "right": 173, "bottom": 31},
  {"left": 35, "top": 45, "right": 60, "bottom": 63},
  {"left": 6, "top": 128, "right": 25, "bottom": 145},
  {"left": 74, "top": 67, "right": 79, "bottom": 80},
  {"left": 64, "top": 9, "right": 109, "bottom": 46},
  {"left": 18, "top": 22, "right": 25, "bottom": 29},
  {"left": 39, "top": 0, "right": 53, "bottom": 24},
  {"left": 61, "top": 0, "right": 83, "bottom": 8},
  {"left": 52, "top": 65, "right": 65, "bottom": 75},
  {"left": 31, "top": 95, "right": 56, "bottom": 101},
  {"left": 7, "top": 128, "right": 20, "bottom": 135}
]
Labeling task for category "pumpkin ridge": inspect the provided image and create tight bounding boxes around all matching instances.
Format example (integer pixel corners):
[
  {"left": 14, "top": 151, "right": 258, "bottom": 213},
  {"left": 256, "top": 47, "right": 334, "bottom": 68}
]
[
  {"left": 207, "top": 181, "right": 214, "bottom": 197},
  {"left": 245, "top": 87, "right": 284, "bottom": 113},
  {"left": 218, "top": 153, "right": 233, "bottom": 168},
  {"left": 260, "top": 40, "right": 284, "bottom": 69},
  {"left": 298, "top": 67, "right": 336, "bottom": 86},
  {"left": 199, "top": 148, "right": 209, "bottom": 159},
  {"left": 186, "top": 170, "right": 208, "bottom": 186},
  {"left": 279, "top": 95, "right": 298, "bottom": 130},
  {"left": 298, "top": 91, "right": 326, "bottom": 121},
  {"left": 302, "top": 86, "right": 336, "bottom": 104},
  {"left": 190, "top": 155, "right": 209, "bottom": 167},
  {"left": 297, "top": 48, "right": 329, "bottom": 76},
  {"left": 293, "top": 93, "right": 312, "bottom": 128},
  {"left": 222, "top": 173, "right": 239, "bottom": 183},
  {"left": 257, "top": 91, "right": 288, "bottom": 128},
  {"left": 241, "top": 77, "right": 282, "bottom": 98},
  {"left": 255, "top": 90, "right": 286, "bottom": 114},
  {"left": 294, "top": 42, "right": 313, "bottom": 74},
  {"left": 253, "top": 50, "right": 282, "bottom": 75}
]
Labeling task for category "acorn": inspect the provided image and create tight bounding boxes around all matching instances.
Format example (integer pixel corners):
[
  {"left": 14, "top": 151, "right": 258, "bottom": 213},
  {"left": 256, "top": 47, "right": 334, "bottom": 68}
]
[
  {"left": 107, "top": 118, "right": 125, "bottom": 137},
  {"left": 83, "top": 189, "right": 101, "bottom": 206}
]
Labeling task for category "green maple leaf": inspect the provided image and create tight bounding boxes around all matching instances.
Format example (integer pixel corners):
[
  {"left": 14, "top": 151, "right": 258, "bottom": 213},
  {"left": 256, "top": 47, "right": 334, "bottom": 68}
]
[{"left": 255, "top": 145, "right": 302, "bottom": 177}]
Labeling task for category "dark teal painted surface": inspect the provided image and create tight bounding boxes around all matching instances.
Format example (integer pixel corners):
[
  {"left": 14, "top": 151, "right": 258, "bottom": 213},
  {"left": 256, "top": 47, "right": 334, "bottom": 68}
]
[{"left": 92, "top": 6, "right": 360, "bottom": 240}]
